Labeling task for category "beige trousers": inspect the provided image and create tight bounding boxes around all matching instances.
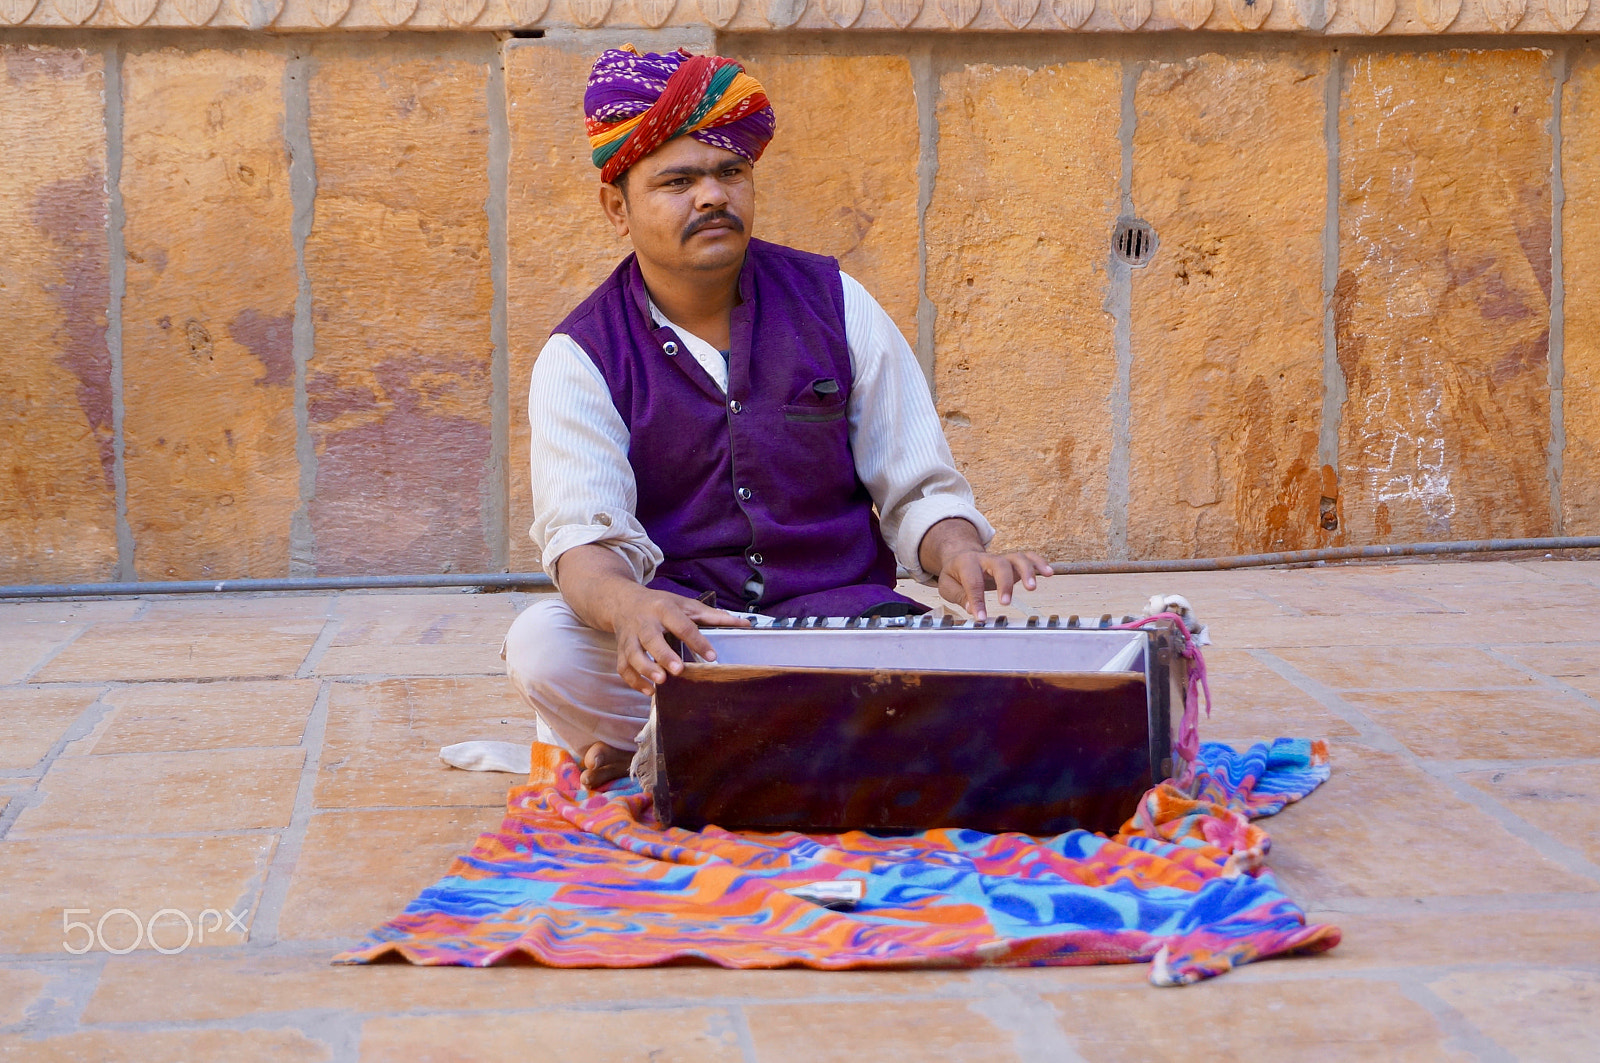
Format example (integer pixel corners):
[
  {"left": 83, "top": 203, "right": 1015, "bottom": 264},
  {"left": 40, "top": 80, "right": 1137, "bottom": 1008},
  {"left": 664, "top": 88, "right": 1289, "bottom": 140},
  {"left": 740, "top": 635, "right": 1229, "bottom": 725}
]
[{"left": 502, "top": 596, "right": 653, "bottom": 758}]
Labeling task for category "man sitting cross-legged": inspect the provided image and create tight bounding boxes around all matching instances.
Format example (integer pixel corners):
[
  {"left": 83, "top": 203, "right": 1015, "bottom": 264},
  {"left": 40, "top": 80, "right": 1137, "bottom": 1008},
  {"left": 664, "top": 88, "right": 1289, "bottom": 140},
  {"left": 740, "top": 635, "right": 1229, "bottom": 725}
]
[{"left": 504, "top": 47, "right": 1053, "bottom": 789}]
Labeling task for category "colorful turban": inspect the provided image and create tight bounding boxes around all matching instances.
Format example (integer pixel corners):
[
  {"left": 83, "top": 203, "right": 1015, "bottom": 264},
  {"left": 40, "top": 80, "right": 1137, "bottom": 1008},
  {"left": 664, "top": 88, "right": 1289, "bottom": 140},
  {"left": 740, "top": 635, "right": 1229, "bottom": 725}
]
[{"left": 585, "top": 47, "right": 775, "bottom": 186}]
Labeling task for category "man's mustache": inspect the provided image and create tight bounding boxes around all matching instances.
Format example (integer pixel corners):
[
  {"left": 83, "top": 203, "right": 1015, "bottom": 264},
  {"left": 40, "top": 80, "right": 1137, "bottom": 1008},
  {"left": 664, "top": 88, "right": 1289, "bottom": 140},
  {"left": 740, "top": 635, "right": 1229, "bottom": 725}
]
[{"left": 682, "top": 211, "right": 746, "bottom": 242}]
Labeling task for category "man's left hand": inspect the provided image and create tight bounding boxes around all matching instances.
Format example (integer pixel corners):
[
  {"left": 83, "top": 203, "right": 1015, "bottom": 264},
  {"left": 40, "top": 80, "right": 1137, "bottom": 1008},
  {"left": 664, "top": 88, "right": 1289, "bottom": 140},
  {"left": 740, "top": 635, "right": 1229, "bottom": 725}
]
[{"left": 919, "top": 517, "right": 1053, "bottom": 621}]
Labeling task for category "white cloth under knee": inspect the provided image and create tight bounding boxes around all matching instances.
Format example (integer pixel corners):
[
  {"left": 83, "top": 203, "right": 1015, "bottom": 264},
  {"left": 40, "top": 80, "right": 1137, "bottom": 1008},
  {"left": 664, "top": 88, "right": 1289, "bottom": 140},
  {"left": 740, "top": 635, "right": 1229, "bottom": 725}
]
[{"left": 503, "top": 596, "right": 653, "bottom": 756}]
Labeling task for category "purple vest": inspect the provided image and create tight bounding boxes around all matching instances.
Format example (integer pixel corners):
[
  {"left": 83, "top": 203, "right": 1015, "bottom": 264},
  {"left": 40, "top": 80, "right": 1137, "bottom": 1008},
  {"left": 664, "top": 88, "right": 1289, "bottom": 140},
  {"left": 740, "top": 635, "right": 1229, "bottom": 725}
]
[{"left": 556, "top": 239, "right": 923, "bottom": 619}]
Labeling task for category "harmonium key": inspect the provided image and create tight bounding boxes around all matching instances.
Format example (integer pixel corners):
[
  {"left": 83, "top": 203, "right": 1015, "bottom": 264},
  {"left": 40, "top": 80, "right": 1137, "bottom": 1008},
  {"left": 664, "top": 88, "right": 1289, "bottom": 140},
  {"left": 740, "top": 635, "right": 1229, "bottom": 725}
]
[{"left": 650, "top": 613, "right": 1190, "bottom": 836}]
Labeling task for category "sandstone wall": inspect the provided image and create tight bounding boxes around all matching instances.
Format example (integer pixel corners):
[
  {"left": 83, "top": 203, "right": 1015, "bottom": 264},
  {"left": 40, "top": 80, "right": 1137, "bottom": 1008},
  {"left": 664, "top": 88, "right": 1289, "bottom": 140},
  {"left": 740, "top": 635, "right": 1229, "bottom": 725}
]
[{"left": 0, "top": 26, "right": 1589, "bottom": 581}]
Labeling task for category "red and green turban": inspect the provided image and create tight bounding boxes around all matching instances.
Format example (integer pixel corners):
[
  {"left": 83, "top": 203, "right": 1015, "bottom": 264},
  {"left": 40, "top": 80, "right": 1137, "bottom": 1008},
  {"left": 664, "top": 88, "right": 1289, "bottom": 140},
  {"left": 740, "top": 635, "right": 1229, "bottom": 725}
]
[{"left": 585, "top": 47, "right": 775, "bottom": 186}]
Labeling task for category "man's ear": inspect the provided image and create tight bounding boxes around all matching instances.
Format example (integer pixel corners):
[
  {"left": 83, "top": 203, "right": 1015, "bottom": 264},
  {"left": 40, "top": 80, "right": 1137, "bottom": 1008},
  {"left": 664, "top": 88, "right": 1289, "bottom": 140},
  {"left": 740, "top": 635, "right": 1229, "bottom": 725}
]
[{"left": 598, "top": 182, "right": 630, "bottom": 238}]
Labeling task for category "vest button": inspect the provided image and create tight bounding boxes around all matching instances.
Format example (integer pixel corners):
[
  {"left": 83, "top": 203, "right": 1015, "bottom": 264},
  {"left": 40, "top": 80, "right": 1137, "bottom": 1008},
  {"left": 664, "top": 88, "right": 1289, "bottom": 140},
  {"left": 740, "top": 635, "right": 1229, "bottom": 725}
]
[
  {"left": 662, "top": 341, "right": 678, "bottom": 357},
  {"left": 728, "top": 400, "right": 743, "bottom": 414},
  {"left": 748, "top": 551, "right": 764, "bottom": 566},
  {"left": 737, "top": 487, "right": 752, "bottom": 501}
]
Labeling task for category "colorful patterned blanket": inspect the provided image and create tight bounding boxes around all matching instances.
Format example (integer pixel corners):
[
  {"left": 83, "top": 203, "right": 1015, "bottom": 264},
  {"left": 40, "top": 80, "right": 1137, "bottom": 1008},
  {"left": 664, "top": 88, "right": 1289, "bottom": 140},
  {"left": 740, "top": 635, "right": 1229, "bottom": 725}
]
[{"left": 336, "top": 738, "right": 1338, "bottom": 985}]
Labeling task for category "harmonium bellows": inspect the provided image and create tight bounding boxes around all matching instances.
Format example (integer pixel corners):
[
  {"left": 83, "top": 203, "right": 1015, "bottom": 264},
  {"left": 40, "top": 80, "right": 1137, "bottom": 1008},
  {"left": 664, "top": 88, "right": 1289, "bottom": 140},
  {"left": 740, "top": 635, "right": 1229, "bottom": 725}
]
[{"left": 650, "top": 614, "right": 1191, "bottom": 837}]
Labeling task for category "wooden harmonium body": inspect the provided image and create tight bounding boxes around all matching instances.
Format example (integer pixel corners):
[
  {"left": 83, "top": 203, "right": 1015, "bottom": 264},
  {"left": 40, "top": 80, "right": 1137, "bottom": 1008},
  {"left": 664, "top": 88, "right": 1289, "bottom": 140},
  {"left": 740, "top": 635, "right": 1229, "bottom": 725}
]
[{"left": 650, "top": 614, "right": 1191, "bottom": 837}]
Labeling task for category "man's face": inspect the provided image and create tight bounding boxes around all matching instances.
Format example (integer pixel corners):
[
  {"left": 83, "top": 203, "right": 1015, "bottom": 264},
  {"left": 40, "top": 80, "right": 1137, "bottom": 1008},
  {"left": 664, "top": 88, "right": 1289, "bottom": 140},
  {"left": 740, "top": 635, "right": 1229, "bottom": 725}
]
[{"left": 600, "top": 136, "right": 755, "bottom": 275}]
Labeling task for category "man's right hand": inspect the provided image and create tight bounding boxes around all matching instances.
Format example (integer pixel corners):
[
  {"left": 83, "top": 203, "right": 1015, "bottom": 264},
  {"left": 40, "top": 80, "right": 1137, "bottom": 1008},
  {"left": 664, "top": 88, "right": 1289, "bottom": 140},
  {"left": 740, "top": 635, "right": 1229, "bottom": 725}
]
[
  {"left": 609, "top": 586, "right": 748, "bottom": 694},
  {"left": 553, "top": 543, "right": 750, "bottom": 694}
]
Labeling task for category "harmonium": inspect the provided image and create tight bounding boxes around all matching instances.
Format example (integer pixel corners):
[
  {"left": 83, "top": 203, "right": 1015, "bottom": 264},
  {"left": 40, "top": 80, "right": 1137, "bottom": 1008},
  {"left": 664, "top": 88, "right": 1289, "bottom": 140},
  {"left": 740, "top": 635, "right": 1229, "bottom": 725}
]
[{"left": 650, "top": 612, "right": 1194, "bottom": 837}]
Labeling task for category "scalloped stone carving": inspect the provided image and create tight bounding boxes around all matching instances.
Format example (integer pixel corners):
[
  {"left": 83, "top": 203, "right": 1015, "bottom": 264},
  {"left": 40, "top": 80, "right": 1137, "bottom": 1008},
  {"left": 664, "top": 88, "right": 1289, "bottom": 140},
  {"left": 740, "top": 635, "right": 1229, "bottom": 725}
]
[
  {"left": 1287, "top": 0, "right": 1333, "bottom": 26},
  {"left": 172, "top": 0, "right": 221, "bottom": 22},
  {"left": 309, "top": 0, "right": 350, "bottom": 23},
  {"left": 1346, "top": 0, "right": 1392, "bottom": 31},
  {"left": 820, "top": 0, "right": 863, "bottom": 22},
  {"left": 116, "top": 0, "right": 159, "bottom": 23},
  {"left": 443, "top": 0, "right": 487, "bottom": 20},
  {"left": 937, "top": 0, "right": 978, "bottom": 22},
  {"left": 0, "top": 0, "right": 39, "bottom": 22},
  {"left": 995, "top": 0, "right": 1040, "bottom": 24},
  {"left": 1169, "top": 0, "right": 1210, "bottom": 28},
  {"left": 53, "top": 0, "right": 99, "bottom": 22},
  {"left": 881, "top": 0, "right": 919, "bottom": 22},
  {"left": 1414, "top": 0, "right": 1458, "bottom": 29},
  {"left": 1050, "top": 0, "right": 1094, "bottom": 22},
  {"left": 233, "top": 0, "right": 285, "bottom": 27},
  {"left": 568, "top": 0, "right": 611, "bottom": 24},
  {"left": 765, "top": 0, "right": 803, "bottom": 23},
  {"left": 637, "top": 0, "right": 674, "bottom": 24},
  {"left": 1482, "top": 0, "right": 1526, "bottom": 29},
  {"left": 372, "top": 0, "right": 419, "bottom": 21},
  {"left": 1110, "top": 0, "right": 1150, "bottom": 26},
  {"left": 1547, "top": 0, "right": 1587, "bottom": 29},
  {"left": 1228, "top": 0, "right": 1268, "bottom": 26},
  {"left": 699, "top": 0, "right": 738, "bottom": 23},
  {"left": 509, "top": 0, "right": 550, "bottom": 19}
]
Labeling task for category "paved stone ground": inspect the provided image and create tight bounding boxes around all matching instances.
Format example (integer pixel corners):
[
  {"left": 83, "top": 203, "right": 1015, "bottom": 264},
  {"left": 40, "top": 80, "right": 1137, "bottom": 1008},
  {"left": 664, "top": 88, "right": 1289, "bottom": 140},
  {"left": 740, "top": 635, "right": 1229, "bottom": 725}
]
[{"left": 1, "top": 559, "right": 1599, "bottom": 1061}]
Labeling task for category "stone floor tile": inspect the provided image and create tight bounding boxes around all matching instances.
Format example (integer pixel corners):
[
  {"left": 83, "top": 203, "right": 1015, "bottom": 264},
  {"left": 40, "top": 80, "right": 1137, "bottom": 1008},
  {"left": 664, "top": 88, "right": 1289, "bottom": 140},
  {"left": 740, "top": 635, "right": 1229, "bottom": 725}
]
[
  {"left": 1417, "top": 580, "right": 1600, "bottom": 615},
  {"left": 1343, "top": 689, "right": 1600, "bottom": 760},
  {"left": 1427, "top": 969, "right": 1600, "bottom": 1062},
  {"left": 359, "top": 1009, "right": 742, "bottom": 1063},
  {"left": 277, "top": 807, "right": 503, "bottom": 942},
  {"left": 0, "top": 835, "right": 272, "bottom": 953},
  {"left": 1269, "top": 645, "right": 1541, "bottom": 691},
  {"left": 33, "top": 618, "right": 327, "bottom": 682},
  {"left": 0, "top": 968, "right": 48, "bottom": 1025},
  {"left": 1461, "top": 764, "right": 1600, "bottom": 865},
  {"left": 1198, "top": 648, "right": 1360, "bottom": 744},
  {"left": 0, "top": 688, "right": 101, "bottom": 771},
  {"left": 0, "top": 601, "right": 145, "bottom": 624},
  {"left": 745, "top": 999, "right": 1021, "bottom": 1063},
  {"left": 313, "top": 593, "right": 515, "bottom": 677},
  {"left": 88, "top": 680, "right": 318, "bottom": 754},
  {"left": 86, "top": 950, "right": 972, "bottom": 1023},
  {"left": 0, "top": 1028, "right": 331, "bottom": 1062},
  {"left": 139, "top": 596, "right": 334, "bottom": 621},
  {"left": 1042, "top": 978, "right": 1469, "bottom": 1061},
  {"left": 1254, "top": 580, "right": 1457, "bottom": 617},
  {"left": 1262, "top": 745, "right": 1598, "bottom": 902},
  {"left": 8, "top": 747, "right": 304, "bottom": 837},
  {"left": 0, "top": 622, "right": 89, "bottom": 684},
  {"left": 314, "top": 677, "right": 537, "bottom": 808},
  {"left": 1292, "top": 907, "right": 1600, "bottom": 971},
  {"left": 1490, "top": 642, "right": 1600, "bottom": 698}
]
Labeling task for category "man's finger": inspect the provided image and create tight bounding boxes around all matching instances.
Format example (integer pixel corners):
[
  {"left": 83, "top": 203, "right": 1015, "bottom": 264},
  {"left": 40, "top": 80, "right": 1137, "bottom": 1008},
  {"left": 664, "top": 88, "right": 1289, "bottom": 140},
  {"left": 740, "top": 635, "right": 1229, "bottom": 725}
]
[
  {"left": 639, "top": 626, "right": 687, "bottom": 678},
  {"left": 1025, "top": 551, "right": 1055, "bottom": 578},
  {"left": 659, "top": 606, "right": 720, "bottom": 664},
  {"left": 685, "top": 602, "right": 753, "bottom": 629},
  {"left": 617, "top": 636, "right": 664, "bottom": 692},
  {"left": 957, "top": 555, "right": 989, "bottom": 620},
  {"left": 986, "top": 554, "right": 1017, "bottom": 606}
]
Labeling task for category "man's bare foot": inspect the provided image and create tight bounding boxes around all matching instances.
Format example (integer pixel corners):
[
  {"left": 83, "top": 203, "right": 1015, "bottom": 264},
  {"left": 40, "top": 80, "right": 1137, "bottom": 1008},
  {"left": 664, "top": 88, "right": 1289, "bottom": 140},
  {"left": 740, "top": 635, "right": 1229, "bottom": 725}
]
[{"left": 580, "top": 741, "right": 631, "bottom": 790}]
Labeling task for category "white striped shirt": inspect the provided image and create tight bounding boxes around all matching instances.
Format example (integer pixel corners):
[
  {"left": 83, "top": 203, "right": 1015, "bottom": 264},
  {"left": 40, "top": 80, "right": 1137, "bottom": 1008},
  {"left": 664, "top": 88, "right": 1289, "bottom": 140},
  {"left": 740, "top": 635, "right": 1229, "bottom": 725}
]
[{"left": 528, "top": 271, "right": 994, "bottom": 588}]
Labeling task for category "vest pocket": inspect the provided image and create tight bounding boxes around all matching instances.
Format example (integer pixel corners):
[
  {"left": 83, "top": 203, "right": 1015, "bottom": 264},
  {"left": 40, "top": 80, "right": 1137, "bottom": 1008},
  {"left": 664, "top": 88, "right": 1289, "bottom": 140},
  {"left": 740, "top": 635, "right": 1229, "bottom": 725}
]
[
  {"left": 782, "top": 401, "right": 847, "bottom": 423},
  {"left": 782, "top": 378, "right": 848, "bottom": 422}
]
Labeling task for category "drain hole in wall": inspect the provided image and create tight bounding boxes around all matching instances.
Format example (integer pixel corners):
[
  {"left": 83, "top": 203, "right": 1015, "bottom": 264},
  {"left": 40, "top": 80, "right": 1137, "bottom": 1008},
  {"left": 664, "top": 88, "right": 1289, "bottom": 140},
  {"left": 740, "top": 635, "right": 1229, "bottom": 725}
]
[{"left": 1113, "top": 217, "right": 1157, "bottom": 267}]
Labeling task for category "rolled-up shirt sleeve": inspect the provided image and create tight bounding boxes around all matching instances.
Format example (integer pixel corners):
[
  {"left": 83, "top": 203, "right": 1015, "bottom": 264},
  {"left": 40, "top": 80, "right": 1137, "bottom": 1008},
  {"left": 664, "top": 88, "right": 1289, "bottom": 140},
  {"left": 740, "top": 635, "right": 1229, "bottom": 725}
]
[
  {"left": 527, "top": 334, "right": 663, "bottom": 586},
  {"left": 841, "top": 272, "right": 994, "bottom": 583}
]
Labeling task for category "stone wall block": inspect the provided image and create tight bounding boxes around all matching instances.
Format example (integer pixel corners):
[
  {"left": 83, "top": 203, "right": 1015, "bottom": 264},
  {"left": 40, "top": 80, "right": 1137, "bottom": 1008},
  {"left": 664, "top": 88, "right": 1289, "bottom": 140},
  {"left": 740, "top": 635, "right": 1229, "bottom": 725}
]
[
  {"left": 503, "top": 40, "right": 628, "bottom": 574},
  {"left": 306, "top": 51, "right": 495, "bottom": 576},
  {"left": 737, "top": 54, "right": 920, "bottom": 345},
  {"left": 1560, "top": 53, "right": 1600, "bottom": 533},
  {"left": 927, "top": 61, "right": 1122, "bottom": 560},
  {"left": 0, "top": 46, "right": 118, "bottom": 583},
  {"left": 1128, "top": 53, "right": 1330, "bottom": 558},
  {"left": 1337, "top": 51, "right": 1553, "bottom": 543},
  {"left": 121, "top": 49, "right": 299, "bottom": 580}
]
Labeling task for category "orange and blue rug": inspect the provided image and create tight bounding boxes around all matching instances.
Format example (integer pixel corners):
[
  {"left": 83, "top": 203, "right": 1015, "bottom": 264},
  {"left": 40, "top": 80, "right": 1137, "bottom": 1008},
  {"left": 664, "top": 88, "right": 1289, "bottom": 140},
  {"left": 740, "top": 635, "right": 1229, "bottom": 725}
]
[{"left": 336, "top": 738, "right": 1339, "bottom": 986}]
